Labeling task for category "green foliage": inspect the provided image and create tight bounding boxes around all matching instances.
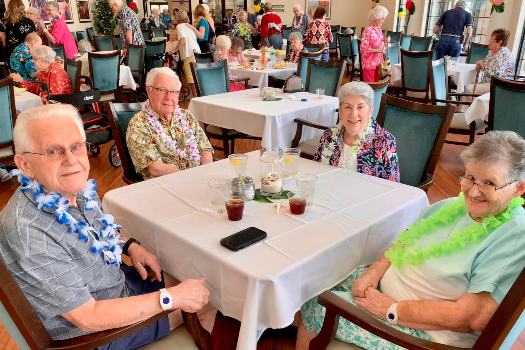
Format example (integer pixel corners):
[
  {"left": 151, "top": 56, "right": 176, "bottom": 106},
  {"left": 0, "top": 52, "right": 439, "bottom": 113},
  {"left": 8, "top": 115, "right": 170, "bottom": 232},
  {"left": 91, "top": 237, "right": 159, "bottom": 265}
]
[{"left": 93, "top": 0, "right": 117, "bottom": 35}]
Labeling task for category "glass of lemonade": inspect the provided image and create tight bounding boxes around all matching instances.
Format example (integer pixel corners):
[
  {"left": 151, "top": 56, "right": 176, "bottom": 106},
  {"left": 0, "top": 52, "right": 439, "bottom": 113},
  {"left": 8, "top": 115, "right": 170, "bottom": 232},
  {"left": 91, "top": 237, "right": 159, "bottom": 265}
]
[
  {"left": 282, "top": 148, "right": 301, "bottom": 178},
  {"left": 228, "top": 154, "right": 248, "bottom": 178}
]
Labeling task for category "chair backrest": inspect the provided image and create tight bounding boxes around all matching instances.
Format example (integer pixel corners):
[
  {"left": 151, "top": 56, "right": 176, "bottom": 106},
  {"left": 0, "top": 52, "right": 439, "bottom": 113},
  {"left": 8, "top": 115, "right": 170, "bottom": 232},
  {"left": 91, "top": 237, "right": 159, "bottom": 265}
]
[
  {"left": 194, "top": 50, "right": 214, "bottom": 63},
  {"left": 94, "top": 35, "right": 114, "bottom": 51},
  {"left": 145, "top": 40, "right": 166, "bottom": 72},
  {"left": 400, "top": 49, "right": 433, "bottom": 93},
  {"left": 488, "top": 77, "right": 525, "bottom": 138},
  {"left": 408, "top": 35, "right": 432, "bottom": 51},
  {"left": 86, "top": 27, "right": 96, "bottom": 42},
  {"left": 76, "top": 30, "right": 87, "bottom": 41},
  {"left": 126, "top": 44, "right": 145, "bottom": 85},
  {"left": 88, "top": 51, "right": 121, "bottom": 93},
  {"left": 0, "top": 78, "right": 16, "bottom": 154},
  {"left": 329, "top": 30, "right": 338, "bottom": 50},
  {"left": 191, "top": 61, "right": 229, "bottom": 96},
  {"left": 107, "top": 102, "right": 144, "bottom": 184},
  {"left": 387, "top": 31, "right": 402, "bottom": 44},
  {"left": 151, "top": 27, "right": 166, "bottom": 38},
  {"left": 142, "top": 30, "right": 151, "bottom": 41},
  {"left": 368, "top": 76, "right": 391, "bottom": 120},
  {"left": 337, "top": 33, "right": 353, "bottom": 60},
  {"left": 330, "top": 24, "right": 341, "bottom": 33},
  {"left": 50, "top": 44, "right": 65, "bottom": 66},
  {"left": 400, "top": 34, "right": 411, "bottom": 50},
  {"left": 305, "top": 60, "right": 346, "bottom": 97},
  {"left": 376, "top": 95, "right": 453, "bottom": 188},
  {"left": 303, "top": 42, "right": 324, "bottom": 53},
  {"left": 282, "top": 25, "right": 292, "bottom": 40},
  {"left": 65, "top": 59, "right": 82, "bottom": 92},
  {"left": 71, "top": 31, "right": 78, "bottom": 43},
  {"left": 467, "top": 42, "right": 489, "bottom": 64},
  {"left": 297, "top": 50, "right": 323, "bottom": 86},
  {"left": 113, "top": 35, "right": 123, "bottom": 51},
  {"left": 431, "top": 60, "right": 448, "bottom": 103},
  {"left": 387, "top": 43, "right": 400, "bottom": 65}
]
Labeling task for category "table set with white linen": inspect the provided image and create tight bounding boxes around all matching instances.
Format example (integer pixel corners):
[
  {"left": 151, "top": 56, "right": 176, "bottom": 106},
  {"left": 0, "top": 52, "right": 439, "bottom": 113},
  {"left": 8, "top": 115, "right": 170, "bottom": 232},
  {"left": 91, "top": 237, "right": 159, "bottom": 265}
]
[
  {"left": 464, "top": 92, "right": 490, "bottom": 125},
  {"left": 103, "top": 152, "right": 429, "bottom": 350},
  {"left": 76, "top": 53, "right": 137, "bottom": 90},
  {"left": 230, "top": 62, "right": 297, "bottom": 87},
  {"left": 188, "top": 88, "right": 339, "bottom": 148},
  {"left": 14, "top": 90, "right": 43, "bottom": 113}
]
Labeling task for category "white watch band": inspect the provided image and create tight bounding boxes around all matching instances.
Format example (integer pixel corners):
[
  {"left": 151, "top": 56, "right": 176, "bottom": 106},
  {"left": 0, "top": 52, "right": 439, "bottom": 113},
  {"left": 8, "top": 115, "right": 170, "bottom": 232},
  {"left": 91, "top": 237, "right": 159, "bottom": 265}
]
[
  {"left": 386, "top": 302, "right": 398, "bottom": 325},
  {"left": 159, "top": 288, "right": 173, "bottom": 311}
]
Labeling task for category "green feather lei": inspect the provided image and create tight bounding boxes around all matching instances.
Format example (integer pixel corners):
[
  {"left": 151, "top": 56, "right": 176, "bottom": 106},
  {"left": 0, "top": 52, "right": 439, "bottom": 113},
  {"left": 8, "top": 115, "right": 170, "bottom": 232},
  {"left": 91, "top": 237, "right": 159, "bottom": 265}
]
[{"left": 385, "top": 193, "right": 524, "bottom": 268}]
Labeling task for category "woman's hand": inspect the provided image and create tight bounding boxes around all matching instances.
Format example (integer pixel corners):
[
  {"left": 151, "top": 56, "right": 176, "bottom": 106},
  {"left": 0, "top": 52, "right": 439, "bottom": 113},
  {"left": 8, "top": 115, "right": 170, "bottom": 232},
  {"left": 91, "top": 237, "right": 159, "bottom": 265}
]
[
  {"left": 9, "top": 73, "right": 23, "bottom": 83},
  {"left": 475, "top": 60, "right": 485, "bottom": 71},
  {"left": 354, "top": 287, "right": 396, "bottom": 320},
  {"left": 352, "top": 268, "right": 381, "bottom": 298}
]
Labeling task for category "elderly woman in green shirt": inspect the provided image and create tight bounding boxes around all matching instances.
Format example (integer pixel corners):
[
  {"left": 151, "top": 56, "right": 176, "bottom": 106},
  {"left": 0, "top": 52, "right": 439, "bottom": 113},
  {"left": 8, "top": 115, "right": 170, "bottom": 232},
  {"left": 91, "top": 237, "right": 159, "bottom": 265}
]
[
  {"left": 297, "top": 130, "right": 525, "bottom": 349},
  {"left": 126, "top": 67, "right": 213, "bottom": 179}
]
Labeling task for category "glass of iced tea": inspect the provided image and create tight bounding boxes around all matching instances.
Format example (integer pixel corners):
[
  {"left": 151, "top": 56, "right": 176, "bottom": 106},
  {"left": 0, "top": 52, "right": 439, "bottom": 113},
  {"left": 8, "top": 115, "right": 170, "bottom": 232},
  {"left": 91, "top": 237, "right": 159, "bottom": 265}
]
[
  {"left": 288, "top": 192, "right": 308, "bottom": 215},
  {"left": 225, "top": 196, "right": 245, "bottom": 221}
]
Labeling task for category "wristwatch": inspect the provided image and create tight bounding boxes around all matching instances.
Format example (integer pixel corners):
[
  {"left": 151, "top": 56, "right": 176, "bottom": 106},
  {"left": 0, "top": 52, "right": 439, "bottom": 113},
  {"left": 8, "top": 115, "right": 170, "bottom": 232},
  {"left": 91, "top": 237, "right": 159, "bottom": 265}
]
[
  {"left": 159, "top": 288, "right": 173, "bottom": 311},
  {"left": 122, "top": 238, "right": 141, "bottom": 255},
  {"left": 386, "top": 303, "right": 398, "bottom": 325}
]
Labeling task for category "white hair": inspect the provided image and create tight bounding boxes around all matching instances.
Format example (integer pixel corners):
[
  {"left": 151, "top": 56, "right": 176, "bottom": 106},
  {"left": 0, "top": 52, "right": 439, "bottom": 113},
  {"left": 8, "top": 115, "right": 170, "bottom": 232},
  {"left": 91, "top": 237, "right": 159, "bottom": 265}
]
[
  {"left": 202, "top": 3, "right": 210, "bottom": 14},
  {"left": 31, "top": 45, "right": 56, "bottom": 64},
  {"left": 26, "top": 7, "right": 40, "bottom": 16},
  {"left": 215, "top": 35, "right": 232, "bottom": 50},
  {"left": 288, "top": 31, "right": 303, "bottom": 42},
  {"left": 13, "top": 104, "right": 85, "bottom": 154},
  {"left": 108, "top": 0, "right": 123, "bottom": 8},
  {"left": 455, "top": 0, "right": 467, "bottom": 8},
  {"left": 368, "top": 5, "right": 388, "bottom": 22},
  {"left": 145, "top": 67, "right": 181, "bottom": 87},
  {"left": 77, "top": 39, "right": 93, "bottom": 54},
  {"left": 24, "top": 32, "right": 41, "bottom": 44},
  {"left": 337, "top": 81, "right": 374, "bottom": 108},
  {"left": 46, "top": 1, "right": 59, "bottom": 10}
]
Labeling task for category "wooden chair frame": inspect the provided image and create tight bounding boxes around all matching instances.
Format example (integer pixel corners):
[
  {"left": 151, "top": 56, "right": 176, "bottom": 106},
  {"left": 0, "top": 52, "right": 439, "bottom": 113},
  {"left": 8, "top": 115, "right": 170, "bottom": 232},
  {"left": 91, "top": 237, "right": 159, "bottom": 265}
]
[
  {"left": 305, "top": 60, "right": 346, "bottom": 97},
  {"left": 194, "top": 50, "right": 214, "bottom": 63},
  {"left": 408, "top": 35, "right": 433, "bottom": 51},
  {"left": 0, "top": 77, "right": 17, "bottom": 167},
  {"left": 376, "top": 94, "right": 454, "bottom": 190},
  {"left": 296, "top": 50, "right": 324, "bottom": 78},
  {"left": 144, "top": 39, "right": 166, "bottom": 73},
  {"left": 399, "top": 49, "right": 433, "bottom": 102},
  {"left": 65, "top": 59, "right": 84, "bottom": 93},
  {"left": 88, "top": 50, "right": 122, "bottom": 100},
  {"left": 487, "top": 76, "right": 525, "bottom": 133},
  {"left": 310, "top": 266, "right": 525, "bottom": 350}
]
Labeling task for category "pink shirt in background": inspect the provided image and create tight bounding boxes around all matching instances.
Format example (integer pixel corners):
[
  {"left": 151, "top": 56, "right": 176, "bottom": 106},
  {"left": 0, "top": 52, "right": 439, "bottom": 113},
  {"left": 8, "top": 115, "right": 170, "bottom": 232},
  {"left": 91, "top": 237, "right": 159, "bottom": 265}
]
[
  {"left": 360, "top": 24, "right": 384, "bottom": 70},
  {"left": 49, "top": 16, "right": 78, "bottom": 59},
  {"left": 228, "top": 51, "right": 244, "bottom": 64}
]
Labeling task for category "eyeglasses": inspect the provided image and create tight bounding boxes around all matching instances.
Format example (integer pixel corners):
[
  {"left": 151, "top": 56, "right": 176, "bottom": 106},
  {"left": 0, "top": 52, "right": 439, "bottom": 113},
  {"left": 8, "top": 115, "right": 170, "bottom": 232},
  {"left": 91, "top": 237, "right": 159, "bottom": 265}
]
[
  {"left": 150, "top": 86, "right": 180, "bottom": 96},
  {"left": 23, "top": 142, "right": 88, "bottom": 160},
  {"left": 459, "top": 175, "right": 516, "bottom": 194}
]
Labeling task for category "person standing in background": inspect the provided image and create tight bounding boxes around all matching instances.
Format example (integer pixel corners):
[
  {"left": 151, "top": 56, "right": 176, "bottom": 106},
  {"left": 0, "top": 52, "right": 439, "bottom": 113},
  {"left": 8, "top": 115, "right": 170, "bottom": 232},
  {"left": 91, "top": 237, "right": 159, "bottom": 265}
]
[
  {"left": 160, "top": 9, "right": 172, "bottom": 29},
  {"left": 305, "top": 6, "right": 332, "bottom": 61},
  {"left": 0, "top": 0, "right": 36, "bottom": 60},
  {"left": 291, "top": 4, "right": 310, "bottom": 37},
  {"left": 260, "top": 2, "right": 283, "bottom": 49},
  {"left": 109, "top": 0, "right": 144, "bottom": 56},
  {"left": 38, "top": 1, "right": 77, "bottom": 59},
  {"left": 433, "top": 0, "right": 472, "bottom": 60}
]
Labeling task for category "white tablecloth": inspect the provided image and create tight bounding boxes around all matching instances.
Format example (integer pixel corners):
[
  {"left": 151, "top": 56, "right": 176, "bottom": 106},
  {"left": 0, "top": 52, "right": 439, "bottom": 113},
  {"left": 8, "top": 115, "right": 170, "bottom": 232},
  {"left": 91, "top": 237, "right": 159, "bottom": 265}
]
[
  {"left": 188, "top": 88, "right": 339, "bottom": 148},
  {"left": 15, "top": 90, "right": 43, "bottom": 113},
  {"left": 230, "top": 63, "right": 297, "bottom": 87},
  {"left": 391, "top": 62, "right": 476, "bottom": 93},
  {"left": 102, "top": 152, "right": 429, "bottom": 350},
  {"left": 464, "top": 92, "right": 490, "bottom": 124},
  {"left": 77, "top": 53, "right": 137, "bottom": 90}
]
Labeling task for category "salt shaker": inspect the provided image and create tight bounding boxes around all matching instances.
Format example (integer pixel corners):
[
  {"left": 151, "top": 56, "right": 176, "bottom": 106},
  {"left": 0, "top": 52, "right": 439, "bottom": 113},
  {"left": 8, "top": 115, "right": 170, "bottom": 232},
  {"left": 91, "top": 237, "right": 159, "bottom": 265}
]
[
  {"left": 231, "top": 177, "right": 243, "bottom": 197},
  {"left": 242, "top": 177, "right": 255, "bottom": 201}
]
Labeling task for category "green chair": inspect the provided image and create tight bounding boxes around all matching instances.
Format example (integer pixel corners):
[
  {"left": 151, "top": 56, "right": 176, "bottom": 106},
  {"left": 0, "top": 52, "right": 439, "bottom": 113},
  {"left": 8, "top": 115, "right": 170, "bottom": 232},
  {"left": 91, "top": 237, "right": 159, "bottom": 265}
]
[
  {"left": 305, "top": 60, "right": 346, "bottom": 97},
  {"left": 76, "top": 30, "right": 88, "bottom": 41},
  {"left": 86, "top": 27, "right": 96, "bottom": 42},
  {"left": 126, "top": 44, "right": 145, "bottom": 87},
  {"left": 94, "top": 35, "right": 114, "bottom": 51},
  {"left": 107, "top": 102, "right": 145, "bottom": 184},
  {"left": 352, "top": 38, "right": 362, "bottom": 80},
  {"left": 282, "top": 25, "right": 292, "bottom": 40},
  {"left": 190, "top": 61, "right": 260, "bottom": 156},
  {"left": 400, "top": 34, "right": 411, "bottom": 50},
  {"left": 65, "top": 59, "right": 83, "bottom": 92},
  {"left": 387, "top": 30, "right": 402, "bottom": 44},
  {"left": 368, "top": 77, "right": 391, "bottom": 120},
  {"left": 338, "top": 33, "right": 355, "bottom": 77},
  {"left": 0, "top": 77, "right": 16, "bottom": 167},
  {"left": 142, "top": 30, "right": 151, "bottom": 41},
  {"left": 297, "top": 50, "right": 323, "bottom": 87},
  {"left": 88, "top": 50, "right": 121, "bottom": 101},
  {"left": 145, "top": 39, "right": 166, "bottom": 72},
  {"left": 50, "top": 44, "right": 65, "bottom": 67},
  {"left": 487, "top": 76, "right": 525, "bottom": 139},
  {"left": 71, "top": 31, "right": 78, "bottom": 43},
  {"left": 376, "top": 94, "right": 453, "bottom": 190},
  {"left": 303, "top": 42, "right": 324, "bottom": 53},
  {"left": 387, "top": 42, "right": 400, "bottom": 65},
  {"left": 408, "top": 35, "right": 432, "bottom": 51},
  {"left": 194, "top": 50, "right": 213, "bottom": 63},
  {"left": 399, "top": 49, "right": 433, "bottom": 102},
  {"left": 467, "top": 42, "right": 489, "bottom": 64},
  {"left": 150, "top": 27, "right": 166, "bottom": 39},
  {"left": 328, "top": 30, "right": 339, "bottom": 58},
  {"left": 113, "top": 35, "right": 123, "bottom": 51}
]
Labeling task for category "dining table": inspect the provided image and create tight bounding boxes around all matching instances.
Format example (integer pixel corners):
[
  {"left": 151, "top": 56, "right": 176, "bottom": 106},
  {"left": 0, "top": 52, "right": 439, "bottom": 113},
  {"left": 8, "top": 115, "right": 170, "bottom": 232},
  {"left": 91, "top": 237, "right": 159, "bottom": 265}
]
[
  {"left": 230, "top": 62, "right": 297, "bottom": 87},
  {"left": 14, "top": 89, "right": 43, "bottom": 113},
  {"left": 464, "top": 92, "right": 490, "bottom": 125},
  {"left": 188, "top": 88, "right": 339, "bottom": 148},
  {"left": 102, "top": 151, "right": 429, "bottom": 350}
]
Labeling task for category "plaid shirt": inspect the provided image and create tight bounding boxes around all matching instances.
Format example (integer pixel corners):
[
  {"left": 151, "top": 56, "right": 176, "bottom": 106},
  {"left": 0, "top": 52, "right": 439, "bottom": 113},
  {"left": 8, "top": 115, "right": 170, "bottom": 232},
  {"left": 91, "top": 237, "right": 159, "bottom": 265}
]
[{"left": 117, "top": 5, "right": 145, "bottom": 48}]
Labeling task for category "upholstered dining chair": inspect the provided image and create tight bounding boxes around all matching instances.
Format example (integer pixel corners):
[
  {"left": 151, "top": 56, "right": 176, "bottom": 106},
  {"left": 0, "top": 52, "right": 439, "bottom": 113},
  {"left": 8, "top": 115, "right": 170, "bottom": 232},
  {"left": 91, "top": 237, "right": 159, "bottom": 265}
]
[
  {"left": 408, "top": 35, "right": 433, "bottom": 51},
  {"left": 0, "top": 77, "right": 17, "bottom": 168},
  {"left": 190, "top": 61, "right": 259, "bottom": 157},
  {"left": 305, "top": 60, "right": 346, "bottom": 97},
  {"left": 376, "top": 94, "right": 453, "bottom": 190},
  {"left": 487, "top": 76, "right": 525, "bottom": 138},
  {"left": 368, "top": 76, "right": 391, "bottom": 120},
  {"left": 145, "top": 39, "right": 166, "bottom": 73},
  {"left": 297, "top": 50, "right": 323, "bottom": 87},
  {"left": 150, "top": 27, "right": 166, "bottom": 39},
  {"left": 396, "top": 49, "right": 433, "bottom": 102},
  {"left": 86, "top": 27, "right": 96, "bottom": 42},
  {"left": 65, "top": 59, "right": 83, "bottom": 93},
  {"left": 466, "top": 43, "right": 489, "bottom": 64},
  {"left": 387, "top": 42, "right": 400, "bottom": 65},
  {"left": 329, "top": 30, "right": 339, "bottom": 59},
  {"left": 308, "top": 266, "right": 525, "bottom": 350},
  {"left": 304, "top": 42, "right": 325, "bottom": 53},
  {"left": 338, "top": 33, "right": 356, "bottom": 77},
  {"left": 142, "top": 30, "right": 151, "bottom": 41},
  {"left": 126, "top": 44, "right": 145, "bottom": 87},
  {"left": 387, "top": 30, "right": 402, "bottom": 44},
  {"left": 76, "top": 30, "right": 87, "bottom": 41},
  {"left": 94, "top": 35, "right": 115, "bottom": 51},
  {"left": 50, "top": 44, "right": 66, "bottom": 67},
  {"left": 88, "top": 50, "right": 121, "bottom": 102},
  {"left": 194, "top": 50, "right": 214, "bottom": 63},
  {"left": 400, "top": 34, "right": 411, "bottom": 50}
]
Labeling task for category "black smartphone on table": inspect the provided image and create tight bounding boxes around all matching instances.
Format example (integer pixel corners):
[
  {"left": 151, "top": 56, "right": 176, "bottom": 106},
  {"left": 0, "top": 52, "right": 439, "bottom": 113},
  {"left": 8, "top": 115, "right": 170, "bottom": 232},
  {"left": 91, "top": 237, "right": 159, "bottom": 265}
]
[{"left": 220, "top": 227, "right": 267, "bottom": 251}]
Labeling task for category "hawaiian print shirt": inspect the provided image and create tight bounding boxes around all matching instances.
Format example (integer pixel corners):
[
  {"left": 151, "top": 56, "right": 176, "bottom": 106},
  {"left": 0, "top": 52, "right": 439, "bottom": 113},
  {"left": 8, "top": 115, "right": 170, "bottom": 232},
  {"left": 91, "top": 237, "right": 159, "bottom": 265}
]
[
  {"left": 0, "top": 17, "right": 37, "bottom": 58},
  {"left": 231, "top": 22, "right": 254, "bottom": 49},
  {"left": 306, "top": 19, "right": 332, "bottom": 50},
  {"left": 126, "top": 107, "right": 214, "bottom": 179},
  {"left": 117, "top": 5, "right": 145, "bottom": 48},
  {"left": 10, "top": 42, "right": 36, "bottom": 81},
  {"left": 313, "top": 119, "right": 400, "bottom": 182},
  {"left": 480, "top": 46, "right": 515, "bottom": 83},
  {"left": 19, "top": 61, "right": 72, "bottom": 103},
  {"left": 287, "top": 46, "right": 307, "bottom": 63},
  {"left": 360, "top": 25, "right": 385, "bottom": 71},
  {"left": 292, "top": 14, "right": 311, "bottom": 36}
]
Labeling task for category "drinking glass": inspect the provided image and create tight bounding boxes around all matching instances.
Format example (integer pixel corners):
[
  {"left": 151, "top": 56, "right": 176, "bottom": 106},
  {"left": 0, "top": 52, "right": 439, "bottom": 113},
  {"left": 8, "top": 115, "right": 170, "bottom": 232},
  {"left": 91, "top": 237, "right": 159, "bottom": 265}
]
[
  {"left": 288, "top": 191, "right": 309, "bottom": 215},
  {"left": 208, "top": 178, "right": 231, "bottom": 213},
  {"left": 228, "top": 154, "right": 248, "bottom": 178},
  {"left": 316, "top": 88, "right": 325, "bottom": 98},
  {"left": 295, "top": 173, "right": 318, "bottom": 204},
  {"left": 282, "top": 148, "right": 301, "bottom": 178},
  {"left": 260, "top": 148, "right": 283, "bottom": 196},
  {"left": 225, "top": 196, "right": 245, "bottom": 221}
]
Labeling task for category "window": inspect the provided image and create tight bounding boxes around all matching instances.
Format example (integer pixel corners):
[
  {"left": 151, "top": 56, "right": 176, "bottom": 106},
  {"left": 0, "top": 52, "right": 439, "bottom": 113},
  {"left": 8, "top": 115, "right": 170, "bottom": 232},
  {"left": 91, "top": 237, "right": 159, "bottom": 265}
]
[
  {"left": 516, "top": 21, "right": 525, "bottom": 78},
  {"left": 424, "top": 0, "right": 491, "bottom": 44}
]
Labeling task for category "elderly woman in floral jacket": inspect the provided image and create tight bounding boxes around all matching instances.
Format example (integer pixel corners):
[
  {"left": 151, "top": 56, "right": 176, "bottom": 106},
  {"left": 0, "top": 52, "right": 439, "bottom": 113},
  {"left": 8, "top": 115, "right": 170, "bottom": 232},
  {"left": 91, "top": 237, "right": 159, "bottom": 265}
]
[{"left": 313, "top": 81, "right": 400, "bottom": 182}]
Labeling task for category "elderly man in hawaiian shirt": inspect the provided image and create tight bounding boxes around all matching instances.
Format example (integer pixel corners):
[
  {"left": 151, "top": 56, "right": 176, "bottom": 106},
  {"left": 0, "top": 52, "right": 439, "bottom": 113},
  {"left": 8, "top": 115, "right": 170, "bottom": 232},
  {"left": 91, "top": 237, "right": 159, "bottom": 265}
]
[
  {"left": 126, "top": 67, "right": 214, "bottom": 179},
  {"left": 109, "top": 0, "right": 144, "bottom": 55},
  {"left": 0, "top": 103, "right": 209, "bottom": 349}
]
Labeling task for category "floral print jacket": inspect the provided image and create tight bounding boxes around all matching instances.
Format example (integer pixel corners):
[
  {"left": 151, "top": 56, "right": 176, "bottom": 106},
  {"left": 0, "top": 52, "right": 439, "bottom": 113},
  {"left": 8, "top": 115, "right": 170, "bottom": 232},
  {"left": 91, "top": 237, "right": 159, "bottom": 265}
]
[
  {"left": 313, "top": 120, "right": 400, "bottom": 182},
  {"left": 19, "top": 61, "right": 72, "bottom": 103}
]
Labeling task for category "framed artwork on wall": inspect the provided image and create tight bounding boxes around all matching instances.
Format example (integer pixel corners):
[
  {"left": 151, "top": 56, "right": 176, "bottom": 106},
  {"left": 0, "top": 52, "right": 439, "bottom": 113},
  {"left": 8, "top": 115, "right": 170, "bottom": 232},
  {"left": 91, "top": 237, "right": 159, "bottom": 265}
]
[
  {"left": 77, "top": 0, "right": 91, "bottom": 21},
  {"left": 30, "top": 0, "right": 74, "bottom": 22},
  {"left": 305, "top": 0, "right": 331, "bottom": 20}
]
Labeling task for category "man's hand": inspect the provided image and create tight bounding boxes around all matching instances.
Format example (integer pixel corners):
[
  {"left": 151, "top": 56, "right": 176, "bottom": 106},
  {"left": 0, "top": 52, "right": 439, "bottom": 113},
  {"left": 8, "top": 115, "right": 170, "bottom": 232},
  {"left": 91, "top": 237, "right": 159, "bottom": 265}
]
[
  {"left": 352, "top": 268, "right": 381, "bottom": 298},
  {"left": 128, "top": 243, "right": 162, "bottom": 281},
  {"left": 354, "top": 287, "right": 396, "bottom": 320},
  {"left": 169, "top": 278, "right": 209, "bottom": 313},
  {"left": 10, "top": 73, "right": 23, "bottom": 83}
]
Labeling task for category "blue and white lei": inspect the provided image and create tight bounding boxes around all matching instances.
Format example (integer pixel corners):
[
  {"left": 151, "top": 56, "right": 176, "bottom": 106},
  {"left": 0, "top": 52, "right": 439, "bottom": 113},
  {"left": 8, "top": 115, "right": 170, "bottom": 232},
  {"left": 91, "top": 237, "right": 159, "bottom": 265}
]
[{"left": 11, "top": 170, "right": 124, "bottom": 267}]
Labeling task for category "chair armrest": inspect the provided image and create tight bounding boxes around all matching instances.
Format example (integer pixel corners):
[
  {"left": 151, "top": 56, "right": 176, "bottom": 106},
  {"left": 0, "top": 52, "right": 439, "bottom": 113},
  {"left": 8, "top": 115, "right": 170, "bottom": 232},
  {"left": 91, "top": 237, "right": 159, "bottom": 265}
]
[
  {"left": 433, "top": 99, "right": 473, "bottom": 106},
  {"left": 310, "top": 291, "right": 466, "bottom": 350},
  {"left": 449, "top": 92, "right": 481, "bottom": 98},
  {"left": 47, "top": 310, "right": 172, "bottom": 350},
  {"left": 291, "top": 118, "right": 329, "bottom": 148}
]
